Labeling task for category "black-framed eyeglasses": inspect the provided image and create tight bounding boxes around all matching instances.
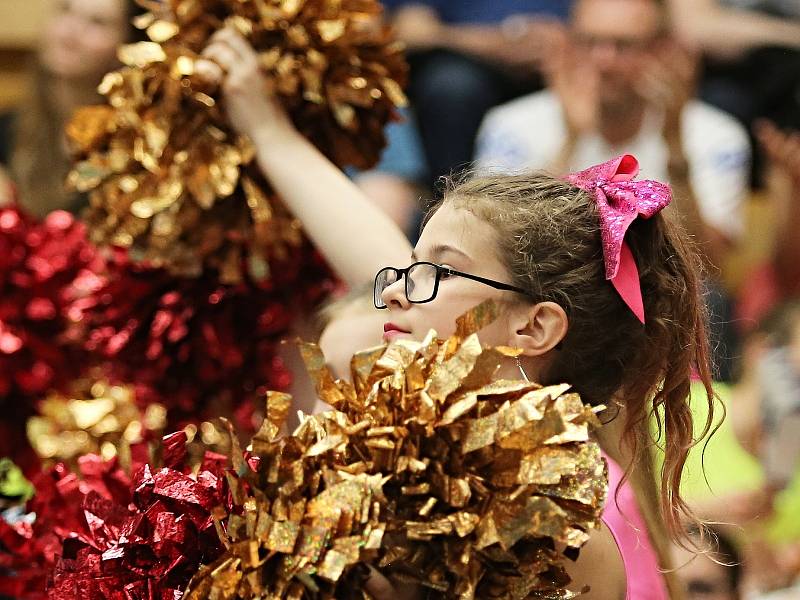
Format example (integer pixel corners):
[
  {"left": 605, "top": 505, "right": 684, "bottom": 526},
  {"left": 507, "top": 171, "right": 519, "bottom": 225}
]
[{"left": 373, "top": 261, "right": 529, "bottom": 309}]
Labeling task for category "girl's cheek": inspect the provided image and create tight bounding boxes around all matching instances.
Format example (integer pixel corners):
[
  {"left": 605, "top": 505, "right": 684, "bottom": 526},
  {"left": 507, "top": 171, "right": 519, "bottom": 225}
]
[{"left": 86, "top": 29, "right": 121, "bottom": 55}]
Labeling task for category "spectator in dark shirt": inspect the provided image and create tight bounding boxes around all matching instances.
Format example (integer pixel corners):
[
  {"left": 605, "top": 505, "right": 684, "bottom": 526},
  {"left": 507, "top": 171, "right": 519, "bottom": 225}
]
[{"left": 380, "top": 0, "right": 572, "bottom": 186}]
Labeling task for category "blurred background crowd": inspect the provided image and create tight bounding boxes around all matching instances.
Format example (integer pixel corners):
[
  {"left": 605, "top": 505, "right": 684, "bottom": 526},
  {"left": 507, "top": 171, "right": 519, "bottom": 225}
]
[{"left": 0, "top": 0, "right": 799, "bottom": 597}]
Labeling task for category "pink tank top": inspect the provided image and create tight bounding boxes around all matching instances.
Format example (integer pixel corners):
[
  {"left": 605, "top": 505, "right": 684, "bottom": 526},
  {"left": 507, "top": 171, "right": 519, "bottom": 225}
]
[{"left": 601, "top": 454, "right": 669, "bottom": 600}]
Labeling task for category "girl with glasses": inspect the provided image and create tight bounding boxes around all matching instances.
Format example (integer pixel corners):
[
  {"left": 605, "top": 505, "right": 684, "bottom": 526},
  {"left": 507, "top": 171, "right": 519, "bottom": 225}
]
[{"left": 201, "top": 28, "right": 715, "bottom": 600}]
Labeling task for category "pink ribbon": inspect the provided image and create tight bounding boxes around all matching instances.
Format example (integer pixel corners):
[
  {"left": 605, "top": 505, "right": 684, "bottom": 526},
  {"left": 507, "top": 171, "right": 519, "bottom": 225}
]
[{"left": 566, "top": 155, "right": 672, "bottom": 323}]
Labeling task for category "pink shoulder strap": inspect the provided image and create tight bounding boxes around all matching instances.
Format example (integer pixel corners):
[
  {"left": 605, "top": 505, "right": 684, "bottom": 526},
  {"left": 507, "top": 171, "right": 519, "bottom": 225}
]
[{"left": 601, "top": 453, "right": 670, "bottom": 600}]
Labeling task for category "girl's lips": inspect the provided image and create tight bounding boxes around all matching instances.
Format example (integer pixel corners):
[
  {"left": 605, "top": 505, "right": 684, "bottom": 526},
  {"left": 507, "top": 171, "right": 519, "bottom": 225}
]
[{"left": 383, "top": 322, "right": 410, "bottom": 342}]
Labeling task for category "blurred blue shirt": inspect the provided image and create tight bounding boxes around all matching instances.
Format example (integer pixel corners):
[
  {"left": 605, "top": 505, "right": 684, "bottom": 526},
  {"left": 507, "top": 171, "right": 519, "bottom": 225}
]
[{"left": 381, "top": 0, "right": 573, "bottom": 23}]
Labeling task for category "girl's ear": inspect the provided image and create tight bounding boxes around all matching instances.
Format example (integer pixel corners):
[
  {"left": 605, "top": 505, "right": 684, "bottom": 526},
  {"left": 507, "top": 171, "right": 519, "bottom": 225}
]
[{"left": 507, "top": 302, "right": 568, "bottom": 356}]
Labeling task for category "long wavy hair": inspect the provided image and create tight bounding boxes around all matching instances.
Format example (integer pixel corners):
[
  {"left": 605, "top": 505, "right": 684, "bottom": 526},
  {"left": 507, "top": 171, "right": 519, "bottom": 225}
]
[{"left": 430, "top": 171, "right": 717, "bottom": 599}]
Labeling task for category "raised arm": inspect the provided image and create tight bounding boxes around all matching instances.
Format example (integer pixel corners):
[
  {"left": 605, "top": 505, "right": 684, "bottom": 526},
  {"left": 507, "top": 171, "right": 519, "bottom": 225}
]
[
  {"left": 248, "top": 117, "right": 413, "bottom": 287},
  {"left": 668, "top": 0, "right": 800, "bottom": 58},
  {"left": 757, "top": 121, "right": 800, "bottom": 295},
  {"left": 200, "top": 28, "right": 413, "bottom": 288},
  {"left": 391, "top": 4, "right": 566, "bottom": 72}
]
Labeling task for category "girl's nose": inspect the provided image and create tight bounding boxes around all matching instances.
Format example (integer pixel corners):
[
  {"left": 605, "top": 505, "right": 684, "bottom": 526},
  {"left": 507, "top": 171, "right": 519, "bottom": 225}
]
[{"left": 381, "top": 276, "right": 409, "bottom": 310}]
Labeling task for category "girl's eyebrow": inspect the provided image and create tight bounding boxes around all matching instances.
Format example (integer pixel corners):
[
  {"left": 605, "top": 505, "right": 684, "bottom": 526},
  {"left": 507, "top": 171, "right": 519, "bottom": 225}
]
[{"left": 411, "top": 245, "right": 471, "bottom": 263}]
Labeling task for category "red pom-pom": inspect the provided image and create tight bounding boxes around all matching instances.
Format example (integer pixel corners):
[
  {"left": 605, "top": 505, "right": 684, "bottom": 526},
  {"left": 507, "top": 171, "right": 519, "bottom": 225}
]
[
  {"left": 0, "top": 206, "right": 98, "bottom": 470},
  {"left": 0, "top": 433, "right": 232, "bottom": 599},
  {"left": 68, "top": 242, "right": 335, "bottom": 429},
  {"left": 0, "top": 206, "right": 96, "bottom": 398},
  {"left": 0, "top": 458, "right": 130, "bottom": 599}
]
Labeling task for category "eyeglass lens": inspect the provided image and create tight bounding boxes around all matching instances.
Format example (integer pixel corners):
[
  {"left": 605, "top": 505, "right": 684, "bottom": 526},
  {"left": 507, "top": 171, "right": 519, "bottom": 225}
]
[{"left": 374, "top": 263, "right": 440, "bottom": 308}]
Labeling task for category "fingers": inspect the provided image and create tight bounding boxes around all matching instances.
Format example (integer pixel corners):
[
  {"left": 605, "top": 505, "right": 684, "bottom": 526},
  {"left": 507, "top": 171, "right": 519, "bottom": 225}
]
[
  {"left": 635, "top": 66, "right": 677, "bottom": 110},
  {"left": 211, "top": 27, "right": 259, "bottom": 67},
  {"left": 200, "top": 27, "right": 263, "bottom": 94},
  {"left": 202, "top": 41, "right": 239, "bottom": 72},
  {"left": 362, "top": 567, "right": 397, "bottom": 599},
  {"left": 756, "top": 120, "right": 800, "bottom": 177},
  {"left": 194, "top": 26, "right": 294, "bottom": 138},
  {"left": 645, "top": 42, "right": 698, "bottom": 89},
  {"left": 756, "top": 120, "right": 789, "bottom": 161},
  {"left": 755, "top": 119, "right": 782, "bottom": 159},
  {"left": 637, "top": 48, "right": 696, "bottom": 113},
  {"left": 362, "top": 566, "right": 422, "bottom": 600},
  {"left": 513, "top": 19, "right": 566, "bottom": 53},
  {"left": 194, "top": 58, "right": 224, "bottom": 85},
  {"left": 654, "top": 40, "right": 698, "bottom": 83},
  {"left": 201, "top": 26, "right": 259, "bottom": 69},
  {"left": 675, "top": 49, "right": 699, "bottom": 83}
]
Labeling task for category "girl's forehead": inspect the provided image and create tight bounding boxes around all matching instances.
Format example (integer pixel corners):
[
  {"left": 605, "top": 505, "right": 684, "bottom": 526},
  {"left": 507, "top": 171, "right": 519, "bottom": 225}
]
[{"left": 416, "top": 204, "right": 499, "bottom": 263}]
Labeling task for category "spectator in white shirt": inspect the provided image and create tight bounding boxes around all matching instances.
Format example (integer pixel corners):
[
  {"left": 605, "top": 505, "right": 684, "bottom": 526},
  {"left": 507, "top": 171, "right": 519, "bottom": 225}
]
[
  {"left": 475, "top": 0, "right": 751, "bottom": 381},
  {"left": 476, "top": 0, "right": 751, "bottom": 270}
]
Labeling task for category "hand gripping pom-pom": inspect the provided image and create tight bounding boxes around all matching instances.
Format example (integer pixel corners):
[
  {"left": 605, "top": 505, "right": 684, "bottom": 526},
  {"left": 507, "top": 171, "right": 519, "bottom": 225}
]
[{"left": 67, "top": 0, "right": 407, "bottom": 283}]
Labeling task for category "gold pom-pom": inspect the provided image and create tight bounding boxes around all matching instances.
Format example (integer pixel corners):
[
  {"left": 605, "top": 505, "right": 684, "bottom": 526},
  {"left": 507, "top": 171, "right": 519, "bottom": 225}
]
[
  {"left": 185, "top": 302, "right": 608, "bottom": 598},
  {"left": 26, "top": 379, "right": 166, "bottom": 470},
  {"left": 67, "top": 0, "right": 407, "bottom": 282}
]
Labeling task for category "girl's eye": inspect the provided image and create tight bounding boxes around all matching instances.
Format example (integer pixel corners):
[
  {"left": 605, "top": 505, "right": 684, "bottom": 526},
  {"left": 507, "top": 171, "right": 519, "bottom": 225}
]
[{"left": 439, "top": 266, "right": 455, "bottom": 279}]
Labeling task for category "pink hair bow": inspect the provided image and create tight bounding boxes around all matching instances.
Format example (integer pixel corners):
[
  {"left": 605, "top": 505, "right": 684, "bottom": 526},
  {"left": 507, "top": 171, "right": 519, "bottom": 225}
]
[{"left": 566, "top": 155, "right": 671, "bottom": 323}]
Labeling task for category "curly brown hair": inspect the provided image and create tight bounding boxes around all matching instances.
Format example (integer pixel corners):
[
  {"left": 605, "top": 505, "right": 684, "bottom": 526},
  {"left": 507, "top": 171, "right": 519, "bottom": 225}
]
[{"left": 431, "top": 171, "right": 716, "bottom": 591}]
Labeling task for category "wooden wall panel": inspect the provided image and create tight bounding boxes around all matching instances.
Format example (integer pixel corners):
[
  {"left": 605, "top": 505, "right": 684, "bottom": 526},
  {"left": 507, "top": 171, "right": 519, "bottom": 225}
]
[
  {"left": 0, "top": 0, "right": 49, "bottom": 49},
  {"left": 0, "top": 0, "right": 47, "bottom": 109}
]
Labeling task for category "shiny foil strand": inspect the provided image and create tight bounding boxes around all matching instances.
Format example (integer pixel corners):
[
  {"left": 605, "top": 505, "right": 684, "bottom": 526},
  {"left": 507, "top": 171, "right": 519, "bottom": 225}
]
[
  {"left": 67, "top": 0, "right": 407, "bottom": 282},
  {"left": 183, "top": 301, "right": 608, "bottom": 598}
]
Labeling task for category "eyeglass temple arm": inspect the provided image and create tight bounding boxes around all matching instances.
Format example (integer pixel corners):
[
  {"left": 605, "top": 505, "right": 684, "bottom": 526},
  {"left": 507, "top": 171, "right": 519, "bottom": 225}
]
[{"left": 445, "top": 268, "right": 528, "bottom": 295}]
